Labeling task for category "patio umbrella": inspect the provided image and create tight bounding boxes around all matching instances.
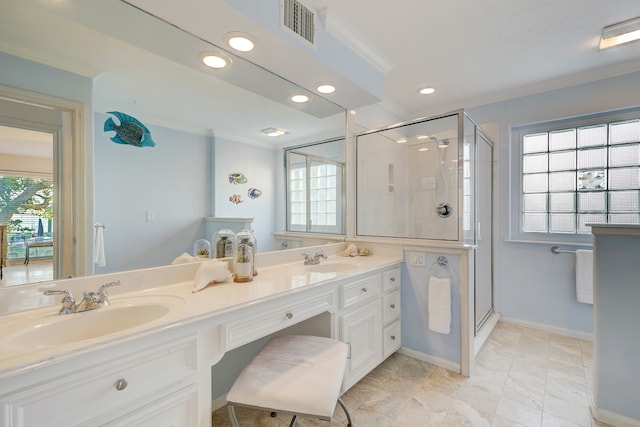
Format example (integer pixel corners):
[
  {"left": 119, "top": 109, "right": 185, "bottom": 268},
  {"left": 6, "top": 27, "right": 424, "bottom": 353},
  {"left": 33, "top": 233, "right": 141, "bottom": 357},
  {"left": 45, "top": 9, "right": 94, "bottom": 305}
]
[{"left": 37, "top": 218, "right": 44, "bottom": 237}]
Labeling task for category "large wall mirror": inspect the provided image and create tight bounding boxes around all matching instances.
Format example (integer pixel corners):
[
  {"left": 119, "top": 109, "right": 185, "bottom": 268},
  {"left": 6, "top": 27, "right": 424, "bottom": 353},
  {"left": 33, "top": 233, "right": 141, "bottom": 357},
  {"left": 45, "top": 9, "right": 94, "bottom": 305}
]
[{"left": 0, "top": 0, "right": 345, "bottom": 286}]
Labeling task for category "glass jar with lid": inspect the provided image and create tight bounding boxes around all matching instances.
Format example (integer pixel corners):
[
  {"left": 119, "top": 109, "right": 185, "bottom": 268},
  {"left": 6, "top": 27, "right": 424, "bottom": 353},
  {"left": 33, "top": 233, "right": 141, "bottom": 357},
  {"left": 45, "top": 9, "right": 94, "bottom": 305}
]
[
  {"left": 213, "top": 229, "right": 235, "bottom": 258},
  {"left": 193, "top": 239, "right": 211, "bottom": 259},
  {"left": 235, "top": 230, "right": 257, "bottom": 276}
]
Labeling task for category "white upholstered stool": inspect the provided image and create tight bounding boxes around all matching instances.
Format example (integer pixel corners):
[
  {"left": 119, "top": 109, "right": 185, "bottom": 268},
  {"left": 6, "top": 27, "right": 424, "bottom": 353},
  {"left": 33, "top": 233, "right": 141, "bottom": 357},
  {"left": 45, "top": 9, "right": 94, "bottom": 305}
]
[{"left": 226, "top": 335, "right": 353, "bottom": 427}]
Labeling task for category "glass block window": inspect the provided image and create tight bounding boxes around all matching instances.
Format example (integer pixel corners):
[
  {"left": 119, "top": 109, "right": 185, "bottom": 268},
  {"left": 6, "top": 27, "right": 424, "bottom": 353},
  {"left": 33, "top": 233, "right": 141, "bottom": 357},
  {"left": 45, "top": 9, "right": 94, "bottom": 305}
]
[
  {"left": 519, "top": 113, "right": 640, "bottom": 237},
  {"left": 286, "top": 150, "right": 344, "bottom": 234}
]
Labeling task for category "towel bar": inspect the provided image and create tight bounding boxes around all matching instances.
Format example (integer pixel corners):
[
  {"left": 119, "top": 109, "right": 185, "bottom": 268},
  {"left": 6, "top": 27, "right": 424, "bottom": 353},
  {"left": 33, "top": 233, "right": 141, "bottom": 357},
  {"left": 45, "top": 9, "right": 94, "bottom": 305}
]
[{"left": 551, "top": 246, "right": 576, "bottom": 254}]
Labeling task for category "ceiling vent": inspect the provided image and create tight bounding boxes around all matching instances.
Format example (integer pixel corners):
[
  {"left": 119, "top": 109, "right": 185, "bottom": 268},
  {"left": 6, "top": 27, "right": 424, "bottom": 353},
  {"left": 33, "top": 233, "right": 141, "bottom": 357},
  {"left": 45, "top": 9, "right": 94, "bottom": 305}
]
[{"left": 281, "top": 0, "right": 316, "bottom": 47}]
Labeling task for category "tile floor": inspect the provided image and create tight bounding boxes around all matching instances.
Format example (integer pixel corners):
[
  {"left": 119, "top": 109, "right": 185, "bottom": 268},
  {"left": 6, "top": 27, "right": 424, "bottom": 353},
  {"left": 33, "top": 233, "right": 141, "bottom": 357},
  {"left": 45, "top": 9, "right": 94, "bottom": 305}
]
[
  {"left": 211, "top": 322, "right": 611, "bottom": 426},
  {"left": 0, "top": 261, "right": 53, "bottom": 286}
]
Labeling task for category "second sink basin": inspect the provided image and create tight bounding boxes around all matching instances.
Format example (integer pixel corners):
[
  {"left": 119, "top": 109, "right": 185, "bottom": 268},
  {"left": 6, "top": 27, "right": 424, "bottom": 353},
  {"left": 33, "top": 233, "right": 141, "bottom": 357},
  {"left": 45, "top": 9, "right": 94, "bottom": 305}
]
[{"left": 6, "top": 295, "right": 184, "bottom": 350}]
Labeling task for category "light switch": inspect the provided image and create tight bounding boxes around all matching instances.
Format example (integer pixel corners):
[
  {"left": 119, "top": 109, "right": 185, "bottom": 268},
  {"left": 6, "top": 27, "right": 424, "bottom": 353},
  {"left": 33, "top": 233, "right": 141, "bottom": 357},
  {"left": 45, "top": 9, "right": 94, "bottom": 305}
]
[{"left": 146, "top": 211, "right": 155, "bottom": 222}]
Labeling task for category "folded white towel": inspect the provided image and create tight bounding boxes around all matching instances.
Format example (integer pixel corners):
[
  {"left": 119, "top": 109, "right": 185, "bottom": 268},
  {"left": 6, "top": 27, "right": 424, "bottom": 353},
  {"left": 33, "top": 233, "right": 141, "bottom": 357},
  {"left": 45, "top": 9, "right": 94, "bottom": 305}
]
[
  {"left": 192, "top": 259, "right": 230, "bottom": 293},
  {"left": 428, "top": 276, "right": 451, "bottom": 334},
  {"left": 575, "top": 249, "right": 593, "bottom": 304},
  {"left": 94, "top": 224, "right": 106, "bottom": 267}
]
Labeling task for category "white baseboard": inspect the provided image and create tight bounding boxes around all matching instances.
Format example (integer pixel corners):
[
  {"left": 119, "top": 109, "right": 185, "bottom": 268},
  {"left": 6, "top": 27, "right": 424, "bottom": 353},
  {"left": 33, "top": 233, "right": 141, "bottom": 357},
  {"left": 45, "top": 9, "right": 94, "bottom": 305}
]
[
  {"left": 211, "top": 394, "right": 227, "bottom": 412},
  {"left": 398, "top": 347, "right": 460, "bottom": 373},
  {"left": 500, "top": 316, "right": 593, "bottom": 341},
  {"left": 592, "top": 405, "right": 640, "bottom": 427}
]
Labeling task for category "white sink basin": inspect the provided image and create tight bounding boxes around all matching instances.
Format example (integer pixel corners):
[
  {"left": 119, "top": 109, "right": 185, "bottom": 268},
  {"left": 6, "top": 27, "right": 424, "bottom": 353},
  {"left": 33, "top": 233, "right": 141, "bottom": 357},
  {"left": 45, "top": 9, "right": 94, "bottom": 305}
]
[
  {"left": 6, "top": 295, "right": 183, "bottom": 349},
  {"left": 304, "top": 262, "right": 360, "bottom": 273}
]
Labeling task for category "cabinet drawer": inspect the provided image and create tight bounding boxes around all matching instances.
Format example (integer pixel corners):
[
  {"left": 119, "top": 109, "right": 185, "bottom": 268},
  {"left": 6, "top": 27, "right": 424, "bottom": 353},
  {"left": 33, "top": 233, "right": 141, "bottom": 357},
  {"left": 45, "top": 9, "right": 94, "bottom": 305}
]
[
  {"left": 382, "top": 291, "right": 401, "bottom": 324},
  {"left": 383, "top": 320, "right": 401, "bottom": 359},
  {"left": 382, "top": 268, "right": 401, "bottom": 292},
  {"left": 341, "top": 275, "right": 381, "bottom": 309},
  {"left": 4, "top": 335, "right": 198, "bottom": 427},
  {"left": 222, "top": 291, "right": 334, "bottom": 350}
]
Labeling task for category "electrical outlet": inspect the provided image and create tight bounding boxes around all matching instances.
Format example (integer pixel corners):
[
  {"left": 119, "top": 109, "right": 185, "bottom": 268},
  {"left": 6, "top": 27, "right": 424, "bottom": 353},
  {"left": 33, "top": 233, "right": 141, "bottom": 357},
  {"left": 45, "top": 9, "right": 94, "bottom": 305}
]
[{"left": 409, "top": 252, "right": 426, "bottom": 267}]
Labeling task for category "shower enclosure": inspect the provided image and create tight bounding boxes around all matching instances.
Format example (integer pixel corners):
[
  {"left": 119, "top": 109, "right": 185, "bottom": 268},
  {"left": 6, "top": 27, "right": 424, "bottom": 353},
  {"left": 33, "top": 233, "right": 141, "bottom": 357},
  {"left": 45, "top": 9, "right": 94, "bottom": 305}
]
[{"left": 356, "top": 111, "right": 494, "bottom": 338}]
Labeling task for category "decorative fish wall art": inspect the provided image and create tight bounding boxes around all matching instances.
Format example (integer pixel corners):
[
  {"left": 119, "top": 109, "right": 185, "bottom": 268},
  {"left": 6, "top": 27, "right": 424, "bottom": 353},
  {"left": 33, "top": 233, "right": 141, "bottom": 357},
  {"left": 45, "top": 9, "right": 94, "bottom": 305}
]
[
  {"left": 248, "top": 188, "right": 262, "bottom": 199},
  {"left": 229, "top": 194, "right": 244, "bottom": 204},
  {"left": 103, "top": 111, "right": 156, "bottom": 148},
  {"left": 228, "top": 172, "right": 248, "bottom": 184}
]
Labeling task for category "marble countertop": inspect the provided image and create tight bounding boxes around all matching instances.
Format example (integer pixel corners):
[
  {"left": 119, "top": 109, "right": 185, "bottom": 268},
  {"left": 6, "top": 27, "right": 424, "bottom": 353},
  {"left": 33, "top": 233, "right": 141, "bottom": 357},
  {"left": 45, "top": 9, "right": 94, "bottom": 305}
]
[{"left": 0, "top": 254, "right": 402, "bottom": 378}]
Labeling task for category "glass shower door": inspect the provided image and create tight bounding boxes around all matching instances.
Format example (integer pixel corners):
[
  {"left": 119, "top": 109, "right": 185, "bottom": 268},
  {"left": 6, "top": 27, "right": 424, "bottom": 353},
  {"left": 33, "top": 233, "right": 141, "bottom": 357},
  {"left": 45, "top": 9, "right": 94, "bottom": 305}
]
[{"left": 475, "top": 131, "right": 494, "bottom": 334}]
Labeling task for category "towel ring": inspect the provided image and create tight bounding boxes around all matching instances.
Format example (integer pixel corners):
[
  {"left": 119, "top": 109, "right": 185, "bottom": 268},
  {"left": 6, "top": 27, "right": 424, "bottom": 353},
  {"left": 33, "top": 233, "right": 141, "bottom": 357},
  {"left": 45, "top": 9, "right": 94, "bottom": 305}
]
[{"left": 429, "top": 256, "right": 451, "bottom": 278}]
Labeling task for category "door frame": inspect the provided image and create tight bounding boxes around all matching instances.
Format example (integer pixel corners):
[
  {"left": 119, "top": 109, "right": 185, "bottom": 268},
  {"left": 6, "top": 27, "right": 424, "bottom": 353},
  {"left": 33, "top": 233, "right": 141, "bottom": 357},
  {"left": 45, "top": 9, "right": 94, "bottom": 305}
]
[{"left": 0, "top": 85, "right": 86, "bottom": 280}]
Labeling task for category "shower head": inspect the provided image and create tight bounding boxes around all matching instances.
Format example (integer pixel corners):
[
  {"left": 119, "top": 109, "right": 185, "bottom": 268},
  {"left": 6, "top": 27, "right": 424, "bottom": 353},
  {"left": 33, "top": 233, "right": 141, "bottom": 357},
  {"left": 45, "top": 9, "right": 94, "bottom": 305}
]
[{"left": 438, "top": 139, "right": 449, "bottom": 149}]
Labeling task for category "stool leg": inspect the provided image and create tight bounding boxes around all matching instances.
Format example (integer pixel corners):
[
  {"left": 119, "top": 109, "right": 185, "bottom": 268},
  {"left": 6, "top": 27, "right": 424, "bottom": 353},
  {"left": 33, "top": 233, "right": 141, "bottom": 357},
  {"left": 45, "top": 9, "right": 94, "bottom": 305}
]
[
  {"left": 288, "top": 414, "right": 297, "bottom": 427},
  {"left": 337, "top": 397, "right": 353, "bottom": 427},
  {"left": 227, "top": 404, "right": 241, "bottom": 427}
]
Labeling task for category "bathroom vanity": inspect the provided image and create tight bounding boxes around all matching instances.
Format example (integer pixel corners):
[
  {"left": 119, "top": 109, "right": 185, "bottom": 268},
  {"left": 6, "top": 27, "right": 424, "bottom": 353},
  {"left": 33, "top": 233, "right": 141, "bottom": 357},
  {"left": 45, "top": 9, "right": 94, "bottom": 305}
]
[{"left": 0, "top": 246, "right": 402, "bottom": 426}]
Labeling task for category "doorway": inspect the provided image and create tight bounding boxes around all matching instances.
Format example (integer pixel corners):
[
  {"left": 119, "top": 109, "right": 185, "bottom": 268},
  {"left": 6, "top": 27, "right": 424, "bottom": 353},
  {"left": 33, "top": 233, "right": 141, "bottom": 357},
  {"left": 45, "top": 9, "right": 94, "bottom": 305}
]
[{"left": 0, "top": 87, "right": 86, "bottom": 285}]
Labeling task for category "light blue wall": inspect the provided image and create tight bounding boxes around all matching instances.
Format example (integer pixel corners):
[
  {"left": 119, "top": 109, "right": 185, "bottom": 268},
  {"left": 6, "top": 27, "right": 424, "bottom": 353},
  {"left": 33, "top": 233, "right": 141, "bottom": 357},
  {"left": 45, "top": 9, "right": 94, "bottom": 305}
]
[
  {"left": 94, "top": 112, "right": 210, "bottom": 273},
  {"left": 214, "top": 138, "right": 278, "bottom": 251},
  {"left": 402, "top": 251, "right": 461, "bottom": 363},
  {"left": 0, "top": 52, "right": 92, "bottom": 104},
  {"left": 468, "top": 71, "right": 640, "bottom": 336}
]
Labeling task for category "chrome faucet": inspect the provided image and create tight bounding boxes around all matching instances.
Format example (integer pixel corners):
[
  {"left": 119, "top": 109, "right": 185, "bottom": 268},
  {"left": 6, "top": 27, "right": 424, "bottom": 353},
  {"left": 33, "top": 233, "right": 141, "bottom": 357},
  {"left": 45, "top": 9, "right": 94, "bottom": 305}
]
[
  {"left": 302, "top": 251, "right": 327, "bottom": 265},
  {"left": 43, "top": 280, "right": 121, "bottom": 315}
]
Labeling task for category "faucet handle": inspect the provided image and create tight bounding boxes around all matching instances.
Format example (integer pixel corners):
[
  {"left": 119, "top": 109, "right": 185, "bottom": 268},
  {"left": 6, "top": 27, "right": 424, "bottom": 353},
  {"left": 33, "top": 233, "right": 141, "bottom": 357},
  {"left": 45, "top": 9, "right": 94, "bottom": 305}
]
[
  {"left": 314, "top": 251, "right": 327, "bottom": 259},
  {"left": 98, "top": 280, "right": 121, "bottom": 296},
  {"left": 43, "top": 289, "right": 75, "bottom": 303},
  {"left": 43, "top": 289, "right": 76, "bottom": 314}
]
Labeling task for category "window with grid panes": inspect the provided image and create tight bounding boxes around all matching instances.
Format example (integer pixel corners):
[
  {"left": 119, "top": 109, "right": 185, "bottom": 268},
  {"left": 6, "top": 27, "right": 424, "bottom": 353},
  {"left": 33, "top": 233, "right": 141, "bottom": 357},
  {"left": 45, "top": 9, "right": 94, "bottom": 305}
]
[{"left": 518, "top": 111, "right": 640, "bottom": 239}]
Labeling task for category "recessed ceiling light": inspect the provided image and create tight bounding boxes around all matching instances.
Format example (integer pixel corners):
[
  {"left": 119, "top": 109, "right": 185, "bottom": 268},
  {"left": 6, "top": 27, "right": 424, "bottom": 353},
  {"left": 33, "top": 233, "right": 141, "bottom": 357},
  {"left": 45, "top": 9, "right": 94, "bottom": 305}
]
[
  {"left": 599, "top": 16, "right": 640, "bottom": 49},
  {"left": 200, "top": 52, "right": 231, "bottom": 69},
  {"left": 418, "top": 87, "right": 436, "bottom": 95},
  {"left": 316, "top": 83, "right": 336, "bottom": 94},
  {"left": 349, "top": 110, "right": 357, "bottom": 115},
  {"left": 417, "top": 135, "right": 429, "bottom": 140},
  {"left": 261, "top": 127, "right": 289, "bottom": 137},
  {"left": 225, "top": 32, "right": 257, "bottom": 52},
  {"left": 396, "top": 138, "right": 407, "bottom": 144},
  {"left": 418, "top": 147, "right": 429, "bottom": 152},
  {"left": 291, "top": 94, "right": 310, "bottom": 103}
]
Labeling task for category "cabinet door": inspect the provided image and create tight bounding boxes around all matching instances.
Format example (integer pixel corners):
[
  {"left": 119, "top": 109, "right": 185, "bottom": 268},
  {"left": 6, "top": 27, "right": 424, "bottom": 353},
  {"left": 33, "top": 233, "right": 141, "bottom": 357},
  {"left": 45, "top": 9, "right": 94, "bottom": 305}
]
[
  {"left": 340, "top": 299, "right": 382, "bottom": 390},
  {"left": 102, "top": 384, "right": 199, "bottom": 427}
]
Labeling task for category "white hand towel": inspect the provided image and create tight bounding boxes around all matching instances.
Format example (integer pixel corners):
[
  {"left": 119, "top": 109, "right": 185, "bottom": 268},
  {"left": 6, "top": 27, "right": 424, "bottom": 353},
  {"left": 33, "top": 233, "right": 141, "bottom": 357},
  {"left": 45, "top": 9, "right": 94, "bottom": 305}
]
[
  {"left": 428, "top": 276, "right": 451, "bottom": 334},
  {"left": 93, "top": 224, "right": 106, "bottom": 267},
  {"left": 575, "top": 249, "right": 593, "bottom": 304}
]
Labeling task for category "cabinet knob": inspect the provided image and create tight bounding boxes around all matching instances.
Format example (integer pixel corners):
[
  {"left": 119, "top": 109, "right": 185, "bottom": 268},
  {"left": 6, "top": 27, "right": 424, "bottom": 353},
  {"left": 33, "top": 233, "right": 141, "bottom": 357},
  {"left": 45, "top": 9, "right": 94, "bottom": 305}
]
[
  {"left": 115, "top": 378, "right": 128, "bottom": 391},
  {"left": 286, "top": 312, "right": 293, "bottom": 320},
  {"left": 390, "top": 335, "right": 396, "bottom": 341},
  {"left": 390, "top": 304, "right": 396, "bottom": 309},
  {"left": 361, "top": 287, "right": 368, "bottom": 293},
  {"left": 390, "top": 277, "right": 396, "bottom": 282}
]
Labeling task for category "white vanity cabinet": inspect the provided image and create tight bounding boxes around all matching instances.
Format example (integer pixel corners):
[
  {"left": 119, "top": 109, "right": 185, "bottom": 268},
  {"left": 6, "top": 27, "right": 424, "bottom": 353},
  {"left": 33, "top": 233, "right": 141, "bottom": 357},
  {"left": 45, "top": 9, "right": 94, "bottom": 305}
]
[
  {"left": 0, "top": 255, "right": 404, "bottom": 426},
  {"left": 382, "top": 268, "right": 402, "bottom": 358},
  {"left": 339, "top": 267, "right": 402, "bottom": 390},
  {"left": 0, "top": 331, "right": 200, "bottom": 427}
]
